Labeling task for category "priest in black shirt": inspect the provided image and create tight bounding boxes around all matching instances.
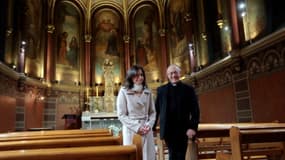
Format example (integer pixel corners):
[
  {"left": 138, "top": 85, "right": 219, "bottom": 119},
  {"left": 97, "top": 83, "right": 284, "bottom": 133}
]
[{"left": 154, "top": 64, "right": 200, "bottom": 160}]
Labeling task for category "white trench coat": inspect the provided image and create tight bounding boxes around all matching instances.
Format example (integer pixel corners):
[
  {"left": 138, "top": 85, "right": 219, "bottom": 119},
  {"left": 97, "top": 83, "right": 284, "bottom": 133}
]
[{"left": 117, "top": 87, "right": 156, "bottom": 160}]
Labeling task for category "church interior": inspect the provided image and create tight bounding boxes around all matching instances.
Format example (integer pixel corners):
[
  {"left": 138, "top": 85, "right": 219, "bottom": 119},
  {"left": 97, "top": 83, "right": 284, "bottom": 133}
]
[{"left": 0, "top": 0, "right": 285, "bottom": 133}]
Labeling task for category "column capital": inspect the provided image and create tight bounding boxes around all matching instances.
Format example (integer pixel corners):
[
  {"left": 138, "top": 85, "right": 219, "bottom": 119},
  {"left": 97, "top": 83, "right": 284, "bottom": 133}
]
[
  {"left": 84, "top": 34, "right": 92, "bottom": 42},
  {"left": 6, "top": 28, "right": 13, "bottom": 37},
  {"left": 159, "top": 29, "right": 166, "bottom": 37},
  {"left": 47, "top": 25, "right": 55, "bottom": 33},
  {"left": 123, "top": 35, "right": 130, "bottom": 43},
  {"left": 184, "top": 13, "right": 192, "bottom": 22}
]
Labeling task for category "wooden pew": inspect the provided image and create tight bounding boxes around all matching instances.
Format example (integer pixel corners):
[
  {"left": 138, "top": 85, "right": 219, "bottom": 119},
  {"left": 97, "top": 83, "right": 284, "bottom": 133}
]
[
  {"left": 0, "top": 134, "right": 142, "bottom": 160},
  {"left": 216, "top": 127, "right": 285, "bottom": 160},
  {"left": 0, "top": 128, "right": 111, "bottom": 138},
  {"left": 0, "top": 136, "right": 123, "bottom": 151},
  {"left": 0, "top": 128, "right": 113, "bottom": 142},
  {"left": 0, "top": 132, "right": 113, "bottom": 142},
  {"left": 155, "top": 123, "right": 285, "bottom": 160},
  {"left": 186, "top": 122, "right": 285, "bottom": 160}
]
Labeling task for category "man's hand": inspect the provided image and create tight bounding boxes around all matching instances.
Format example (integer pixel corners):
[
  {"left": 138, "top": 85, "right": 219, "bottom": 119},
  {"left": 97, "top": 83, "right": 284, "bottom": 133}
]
[{"left": 186, "top": 129, "right": 196, "bottom": 139}]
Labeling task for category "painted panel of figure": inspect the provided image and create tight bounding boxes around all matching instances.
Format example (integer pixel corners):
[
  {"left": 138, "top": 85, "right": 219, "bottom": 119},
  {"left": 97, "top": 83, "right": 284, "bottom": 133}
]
[
  {"left": 134, "top": 6, "right": 161, "bottom": 81},
  {"left": 56, "top": 3, "right": 80, "bottom": 69},
  {"left": 167, "top": 0, "right": 191, "bottom": 74},
  {"left": 93, "top": 10, "right": 123, "bottom": 85},
  {"left": 54, "top": 2, "right": 80, "bottom": 84}
]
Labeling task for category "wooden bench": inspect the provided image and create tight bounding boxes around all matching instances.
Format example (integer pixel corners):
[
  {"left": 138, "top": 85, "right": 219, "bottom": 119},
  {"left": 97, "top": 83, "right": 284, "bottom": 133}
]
[
  {"left": 186, "top": 122, "right": 285, "bottom": 160},
  {"left": 0, "top": 128, "right": 113, "bottom": 142},
  {"left": 0, "top": 135, "right": 123, "bottom": 151},
  {"left": 0, "top": 132, "right": 113, "bottom": 142},
  {"left": 216, "top": 127, "right": 285, "bottom": 160},
  {"left": 0, "top": 128, "right": 111, "bottom": 138},
  {"left": 0, "top": 134, "right": 142, "bottom": 160},
  {"left": 155, "top": 123, "right": 285, "bottom": 160}
]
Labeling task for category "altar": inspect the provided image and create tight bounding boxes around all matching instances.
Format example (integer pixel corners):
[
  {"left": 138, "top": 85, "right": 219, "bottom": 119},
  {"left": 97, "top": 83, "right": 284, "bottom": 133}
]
[
  {"left": 81, "top": 111, "right": 120, "bottom": 128},
  {"left": 81, "top": 59, "right": 122, "bottom": 135}
]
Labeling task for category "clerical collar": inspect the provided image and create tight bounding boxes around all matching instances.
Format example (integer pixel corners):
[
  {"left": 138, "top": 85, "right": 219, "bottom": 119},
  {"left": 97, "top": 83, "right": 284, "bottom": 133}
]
[{"left": 169, "top": 81, "right": 181, "bottom": 87}]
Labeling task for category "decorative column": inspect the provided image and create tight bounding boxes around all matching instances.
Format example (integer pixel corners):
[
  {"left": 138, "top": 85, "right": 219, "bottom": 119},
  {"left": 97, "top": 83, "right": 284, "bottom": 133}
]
[
  {"left": 4, "top": 0, "right": 14, "bottom": 64},
  {"left": 230, "top": 0, "right": 241, "bottom": 49},
  {"left": 45, "top": 25, "right": 55, "bottom": 83},
  {"left": 184, "top": 13, "right": 196, "bottom": 73},
  {"left": 123, "top": 35, "right": 130, "bottom": 72},
  {"left": 84, "top": 34, "right": 92, "bottom": 87},
  {"left": 159, "top": 29, "right": 168, "bottom": 81},
  {"left": 17, "top": 41, "right": 26, "bottom": 73}
]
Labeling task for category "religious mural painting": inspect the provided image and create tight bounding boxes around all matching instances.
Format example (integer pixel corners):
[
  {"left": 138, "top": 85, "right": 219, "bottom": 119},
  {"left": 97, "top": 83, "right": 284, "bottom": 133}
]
[
  {"left": 93, "top": 9, "right": 123, "bottom": 86},
  {"left": 167, "top": 0, "right": 191, "bottom": 74},
  {"left": 133, "top": 5, "right": 161, "bottom": 82},
  {"left": 55, "top": 2, "right": 80, "bottom": 84},
  {"left": 19, "top": 0, "right": 43, "bottom": 77}
]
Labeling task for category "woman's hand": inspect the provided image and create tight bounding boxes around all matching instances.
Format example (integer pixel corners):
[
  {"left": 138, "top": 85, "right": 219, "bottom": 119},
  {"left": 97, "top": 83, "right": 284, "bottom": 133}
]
[{"left": 138, "top": 125, "right": 150, "bottom": 135}]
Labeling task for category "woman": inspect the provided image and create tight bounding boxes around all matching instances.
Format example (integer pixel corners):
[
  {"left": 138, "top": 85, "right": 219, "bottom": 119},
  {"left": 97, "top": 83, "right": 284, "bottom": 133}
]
[{"left": 116, "top": 65, "right": 156, "bottom": 160}]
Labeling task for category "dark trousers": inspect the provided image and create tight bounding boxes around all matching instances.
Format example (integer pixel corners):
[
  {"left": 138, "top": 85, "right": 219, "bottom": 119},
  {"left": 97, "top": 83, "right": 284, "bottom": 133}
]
[{"left": 165, "top": 137, "right": 188, "bottom": 160}]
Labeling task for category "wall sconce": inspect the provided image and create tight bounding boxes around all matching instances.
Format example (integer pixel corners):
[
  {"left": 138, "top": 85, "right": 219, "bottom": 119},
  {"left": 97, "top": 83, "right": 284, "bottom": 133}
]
[
  {"left": 34, "top": 91, "right": 45, "bottom": 102},
  {"left": 36, "top": 95, "right": 45, "bottom": 102}
]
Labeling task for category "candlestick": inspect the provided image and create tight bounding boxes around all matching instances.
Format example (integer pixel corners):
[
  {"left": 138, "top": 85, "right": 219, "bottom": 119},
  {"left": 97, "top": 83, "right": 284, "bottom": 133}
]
[{"left": 96, "top": 86, "right": 99, "bottom": 97}]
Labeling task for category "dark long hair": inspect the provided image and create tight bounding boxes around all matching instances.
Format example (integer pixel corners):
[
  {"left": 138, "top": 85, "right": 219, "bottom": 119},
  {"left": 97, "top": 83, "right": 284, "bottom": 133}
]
[{"left": 124, "top": 65, "right": 147, "bottom": 89}]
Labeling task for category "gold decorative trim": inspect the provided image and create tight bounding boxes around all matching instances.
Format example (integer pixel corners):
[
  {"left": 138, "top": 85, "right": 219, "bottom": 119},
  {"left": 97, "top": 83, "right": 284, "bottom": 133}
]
[
  {"left": 159, "top": 29, "right": 165, "bottom": 37},
  {"left": 47, "top": 25, "right": 55, "bottom": 33},
  {"left": 123, "top": 35, "right": 130, "bottom": 43},
  {"left": 84, "top": 34, "right": 92, "bottom": 42},
  {"left": 6, "top": 28, "right": 13, "bottom": 37}
]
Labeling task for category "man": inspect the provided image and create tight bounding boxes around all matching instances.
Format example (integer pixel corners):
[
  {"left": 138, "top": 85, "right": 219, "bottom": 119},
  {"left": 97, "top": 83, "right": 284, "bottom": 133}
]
[{"left": 154, "top": 64, "right": 200, "bottom": 160}]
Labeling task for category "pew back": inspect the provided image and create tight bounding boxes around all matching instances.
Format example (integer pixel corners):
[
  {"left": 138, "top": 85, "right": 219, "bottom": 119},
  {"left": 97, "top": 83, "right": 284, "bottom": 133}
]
[
  {"left": 186, "top": 122, "right": 285, "bottom": 160},
  {"left": 0, "top": 133, "right": 142, "bottom": 160},
  {"left": 0, "top": 145, "right": 138, "bottom": 160},
  {"left": 0, "top": 136, "right": 122, "bottom": 151},
  {"left": 230, "top": 126, "right": 285, "bottom": 160}
]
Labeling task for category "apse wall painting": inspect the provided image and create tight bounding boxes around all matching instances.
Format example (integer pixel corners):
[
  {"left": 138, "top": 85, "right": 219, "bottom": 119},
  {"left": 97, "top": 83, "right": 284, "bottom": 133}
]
[
  {"left": 56, "top": 3, "right": 80, "bottom": 69},
  {"left": 55, "top": 2, "right": 80, "bottom": 84},
  {"left": 134, "top": 6, "right": 161, "bottom": 82},
  {"left": 93, "top": 10, "right": 123, "bottom": 84},
  {"left": 167, "top": 0, "right": 191, "bottom": 74}
]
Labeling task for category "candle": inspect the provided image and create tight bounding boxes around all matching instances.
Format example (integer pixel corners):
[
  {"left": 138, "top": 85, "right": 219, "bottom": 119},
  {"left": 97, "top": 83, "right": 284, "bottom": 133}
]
[{"left": 96, "top": 86, "right": 99, "bottom": 97}]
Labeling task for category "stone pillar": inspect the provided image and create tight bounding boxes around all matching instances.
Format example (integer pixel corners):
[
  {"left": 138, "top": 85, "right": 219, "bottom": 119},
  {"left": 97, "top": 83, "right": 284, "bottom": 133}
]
[
  {"left": 230, "top": 0, "right": 241, "bottom": 50},
  {"left": 45, "top": 25, "right": 55, "bottom": 83},
  {"left": 159, "top": 29, "right": 168, "bottom": 82},
  {"left": 123, "top": 35, "right": 130, "bottom": 72},
  {"left": 184, "top": 13, "right": 197, "bottom": 73},
  {"left": 84, "top": 34, "right": 92, "bottom": 87}
]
